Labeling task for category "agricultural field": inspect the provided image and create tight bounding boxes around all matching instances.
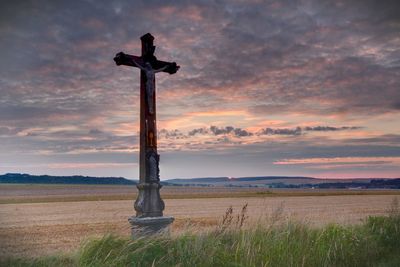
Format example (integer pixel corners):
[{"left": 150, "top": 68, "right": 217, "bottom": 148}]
[{"left": 0, "top": 184, "right": 399, "bottom": 259}]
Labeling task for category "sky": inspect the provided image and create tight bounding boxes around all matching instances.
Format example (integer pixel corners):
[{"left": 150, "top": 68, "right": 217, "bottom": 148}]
[{"left": 0, "top": 0, "right": 399, "bottom": 179}]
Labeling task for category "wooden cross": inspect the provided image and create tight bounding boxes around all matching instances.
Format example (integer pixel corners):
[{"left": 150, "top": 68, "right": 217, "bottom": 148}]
[{"left": 114, "top": 33, "right": 179, "bottom": 218}]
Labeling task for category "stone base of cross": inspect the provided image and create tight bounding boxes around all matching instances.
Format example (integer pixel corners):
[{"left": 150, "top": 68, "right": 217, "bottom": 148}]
[
  {"left": 128, "top": 216, "right": 174, "bottom": 237},
  {"left": 114, "top": 33, "right": 179, "bottom": 238}
]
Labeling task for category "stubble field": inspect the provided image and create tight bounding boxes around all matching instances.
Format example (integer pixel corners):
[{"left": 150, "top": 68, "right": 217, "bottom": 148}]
[{"left": 0, "top": 184, "right": 399, "bottom": 258}]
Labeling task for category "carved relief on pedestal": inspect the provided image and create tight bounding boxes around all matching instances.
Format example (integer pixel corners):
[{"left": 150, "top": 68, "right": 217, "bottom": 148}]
[
  {"left": 146, "top": 150, "right": 160, "bottom": 182},
  {"left": 134, "top": 191, "right": 144, "bottom": 215}
]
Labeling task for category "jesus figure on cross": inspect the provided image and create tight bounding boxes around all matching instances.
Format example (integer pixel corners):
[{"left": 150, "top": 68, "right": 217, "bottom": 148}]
[{"left": 131, "top": 59, "right": 168, "bottom": 114}]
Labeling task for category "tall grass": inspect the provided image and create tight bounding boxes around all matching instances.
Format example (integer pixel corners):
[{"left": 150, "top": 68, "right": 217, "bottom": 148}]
[{"left": 2, "top": 198, "right": 400, "bottom": 267}]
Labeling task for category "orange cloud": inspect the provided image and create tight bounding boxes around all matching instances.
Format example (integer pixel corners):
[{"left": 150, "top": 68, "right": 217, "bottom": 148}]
[
  {"left": 275, "top": 157, "right": 400, "bottom": 166},
  {"left": 160, "top": 109, "right": 251, "bottom": 130},
  {"left": 47, "top": 163, "right": 137, "bottom": 169}
]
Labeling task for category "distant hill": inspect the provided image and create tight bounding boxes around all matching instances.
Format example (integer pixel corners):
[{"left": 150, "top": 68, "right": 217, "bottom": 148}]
[
  {"left": 0, "top": 173, "right": 136, "bottom": 185},
  {"left": 166, "top": 176, "right": 318, "bottom": 186},
  {"left": 165, "top": 176, "right": 400, "bottom": 189},
  {"left": 1, "top": 173, "right": 399, "bottom": 189}
]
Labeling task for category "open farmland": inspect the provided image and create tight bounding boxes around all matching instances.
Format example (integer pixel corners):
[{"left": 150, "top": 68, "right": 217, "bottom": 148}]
[
  {"left": 0, "top": 184, "right": 399, "bottom": 258},
  {"left": 1, "top": 183, "right": 399, "bottom": 204}
]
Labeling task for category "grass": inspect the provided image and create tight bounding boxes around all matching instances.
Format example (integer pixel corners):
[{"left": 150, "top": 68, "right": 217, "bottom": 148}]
[{"left": 2, "top": 199, "right": 400, "bottom": 267}]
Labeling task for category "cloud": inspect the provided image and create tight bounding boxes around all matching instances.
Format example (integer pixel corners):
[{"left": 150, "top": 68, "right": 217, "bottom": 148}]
[
  {"left": 185, "top": 126, "right": 253, "bottom": 137},
  {"left": 0, "top": 126, "right": 21, "bottom": 136},
  {"left": 0, "top": 0, "right": 399, "bottom": 177},
  {"left": 259, "top": 127, "right": 302, "bottom": 136},
  {"left": 88, "top": 129, "right": 104, "bottom": 135},
  {"left": 161, "top": 125, "right": 361, "bottom": 140},
  {"left": 274, "top": 157, "right": 400, "bottom": 165},
  {"left": 274, "top": 156, "right": 400, "bottom": 170},
  {"left": 188, "top": 128, "right": 208, "bottom": 136},
  {"left": 257, "top": 126, "right": 362, "bottom": 136},
  {"left": 304, "top": 126, "right": 362, "bottom": 131},
  {"left": 159, "top": 129, "right": 186, "bottom": 139},
  {"left": 342, "top": 134, "right": 400, "bottom": 146},
  {"left": 2, "top": 0, "right": 399, "bottom": 121},
  {"left": 209, "top": 126, "right": 253, "bottom": 137}
]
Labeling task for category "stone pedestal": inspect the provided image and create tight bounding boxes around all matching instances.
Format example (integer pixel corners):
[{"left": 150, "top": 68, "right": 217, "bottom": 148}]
[
  {"left": 128, "top": 216, "right": 174, "bottom": 238},
  {"left": 130, "top": 182, "right": 174, "bottom": 238},
  {"left": 134, "top": 183, "right": 164, "bottom": 217}
]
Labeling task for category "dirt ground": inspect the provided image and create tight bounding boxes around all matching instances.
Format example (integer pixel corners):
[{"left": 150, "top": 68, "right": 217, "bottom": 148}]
[{"left": 0, "top": 194, "right": 398, "bottom": 258}]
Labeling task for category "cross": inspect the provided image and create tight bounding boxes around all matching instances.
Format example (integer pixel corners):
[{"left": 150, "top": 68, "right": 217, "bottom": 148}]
[{"left": 113, "top": 33, "right": 179, "bottom": 219}]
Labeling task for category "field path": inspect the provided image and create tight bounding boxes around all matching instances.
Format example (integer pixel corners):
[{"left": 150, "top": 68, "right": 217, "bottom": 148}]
[{"left": 0, "top": 195, "right": 397, "bottom": 257}]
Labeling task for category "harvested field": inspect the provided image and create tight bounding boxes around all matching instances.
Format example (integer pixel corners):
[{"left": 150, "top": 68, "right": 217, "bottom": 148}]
[
  {"left": 1, "top": 184, "right": 399, "bottom": 204},
  {"left": 0, "top": 190, "right": 398, "bottom": 258}
]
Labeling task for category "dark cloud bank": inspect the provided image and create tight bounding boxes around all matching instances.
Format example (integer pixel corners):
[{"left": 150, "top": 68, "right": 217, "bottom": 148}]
[
  {"left": 1, "top": 0, "right": 399, "bottom": 120},
  {"left": 161, "top": 125, "right": 362, "bottom": 139}
]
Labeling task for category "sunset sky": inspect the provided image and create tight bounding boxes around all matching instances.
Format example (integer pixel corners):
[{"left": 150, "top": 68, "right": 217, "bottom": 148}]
[{"left": 0, "top": 0, "right": 399, "bottom": 179}]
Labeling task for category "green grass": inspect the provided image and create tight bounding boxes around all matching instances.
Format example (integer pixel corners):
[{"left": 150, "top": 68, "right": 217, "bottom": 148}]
[
  {"left": 2, "top": 199, "right": 400, "bottom": 267},
  {"left": 0, "top": 255, "right": 76, "bottom": 267}
]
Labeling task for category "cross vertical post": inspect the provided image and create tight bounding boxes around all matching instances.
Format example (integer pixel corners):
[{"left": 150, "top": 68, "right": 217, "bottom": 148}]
[{"left": 113, "top": 33, "right": 179, "bottom": 237}]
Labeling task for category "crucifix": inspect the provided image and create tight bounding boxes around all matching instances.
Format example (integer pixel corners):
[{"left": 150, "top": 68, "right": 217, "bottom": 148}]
[{"left": 114, "top": 33, "right": 179, "bottom": 236}]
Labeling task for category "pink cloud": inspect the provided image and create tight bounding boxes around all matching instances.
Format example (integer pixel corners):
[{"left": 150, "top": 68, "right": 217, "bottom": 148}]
[{"left": 275, "top": 157, "right": 400, "bottom": 166}]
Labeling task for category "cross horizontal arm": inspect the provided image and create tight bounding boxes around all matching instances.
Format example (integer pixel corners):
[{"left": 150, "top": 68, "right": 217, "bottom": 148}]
[
  {"left": 113, "top": 52, "right": 143, "bottom": 68},
  {"left": 113, "top": 52, "right": 180, "bottom": 74},
  {"left": 152, "top": 60, "right": 180, "bottom": 75}
]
